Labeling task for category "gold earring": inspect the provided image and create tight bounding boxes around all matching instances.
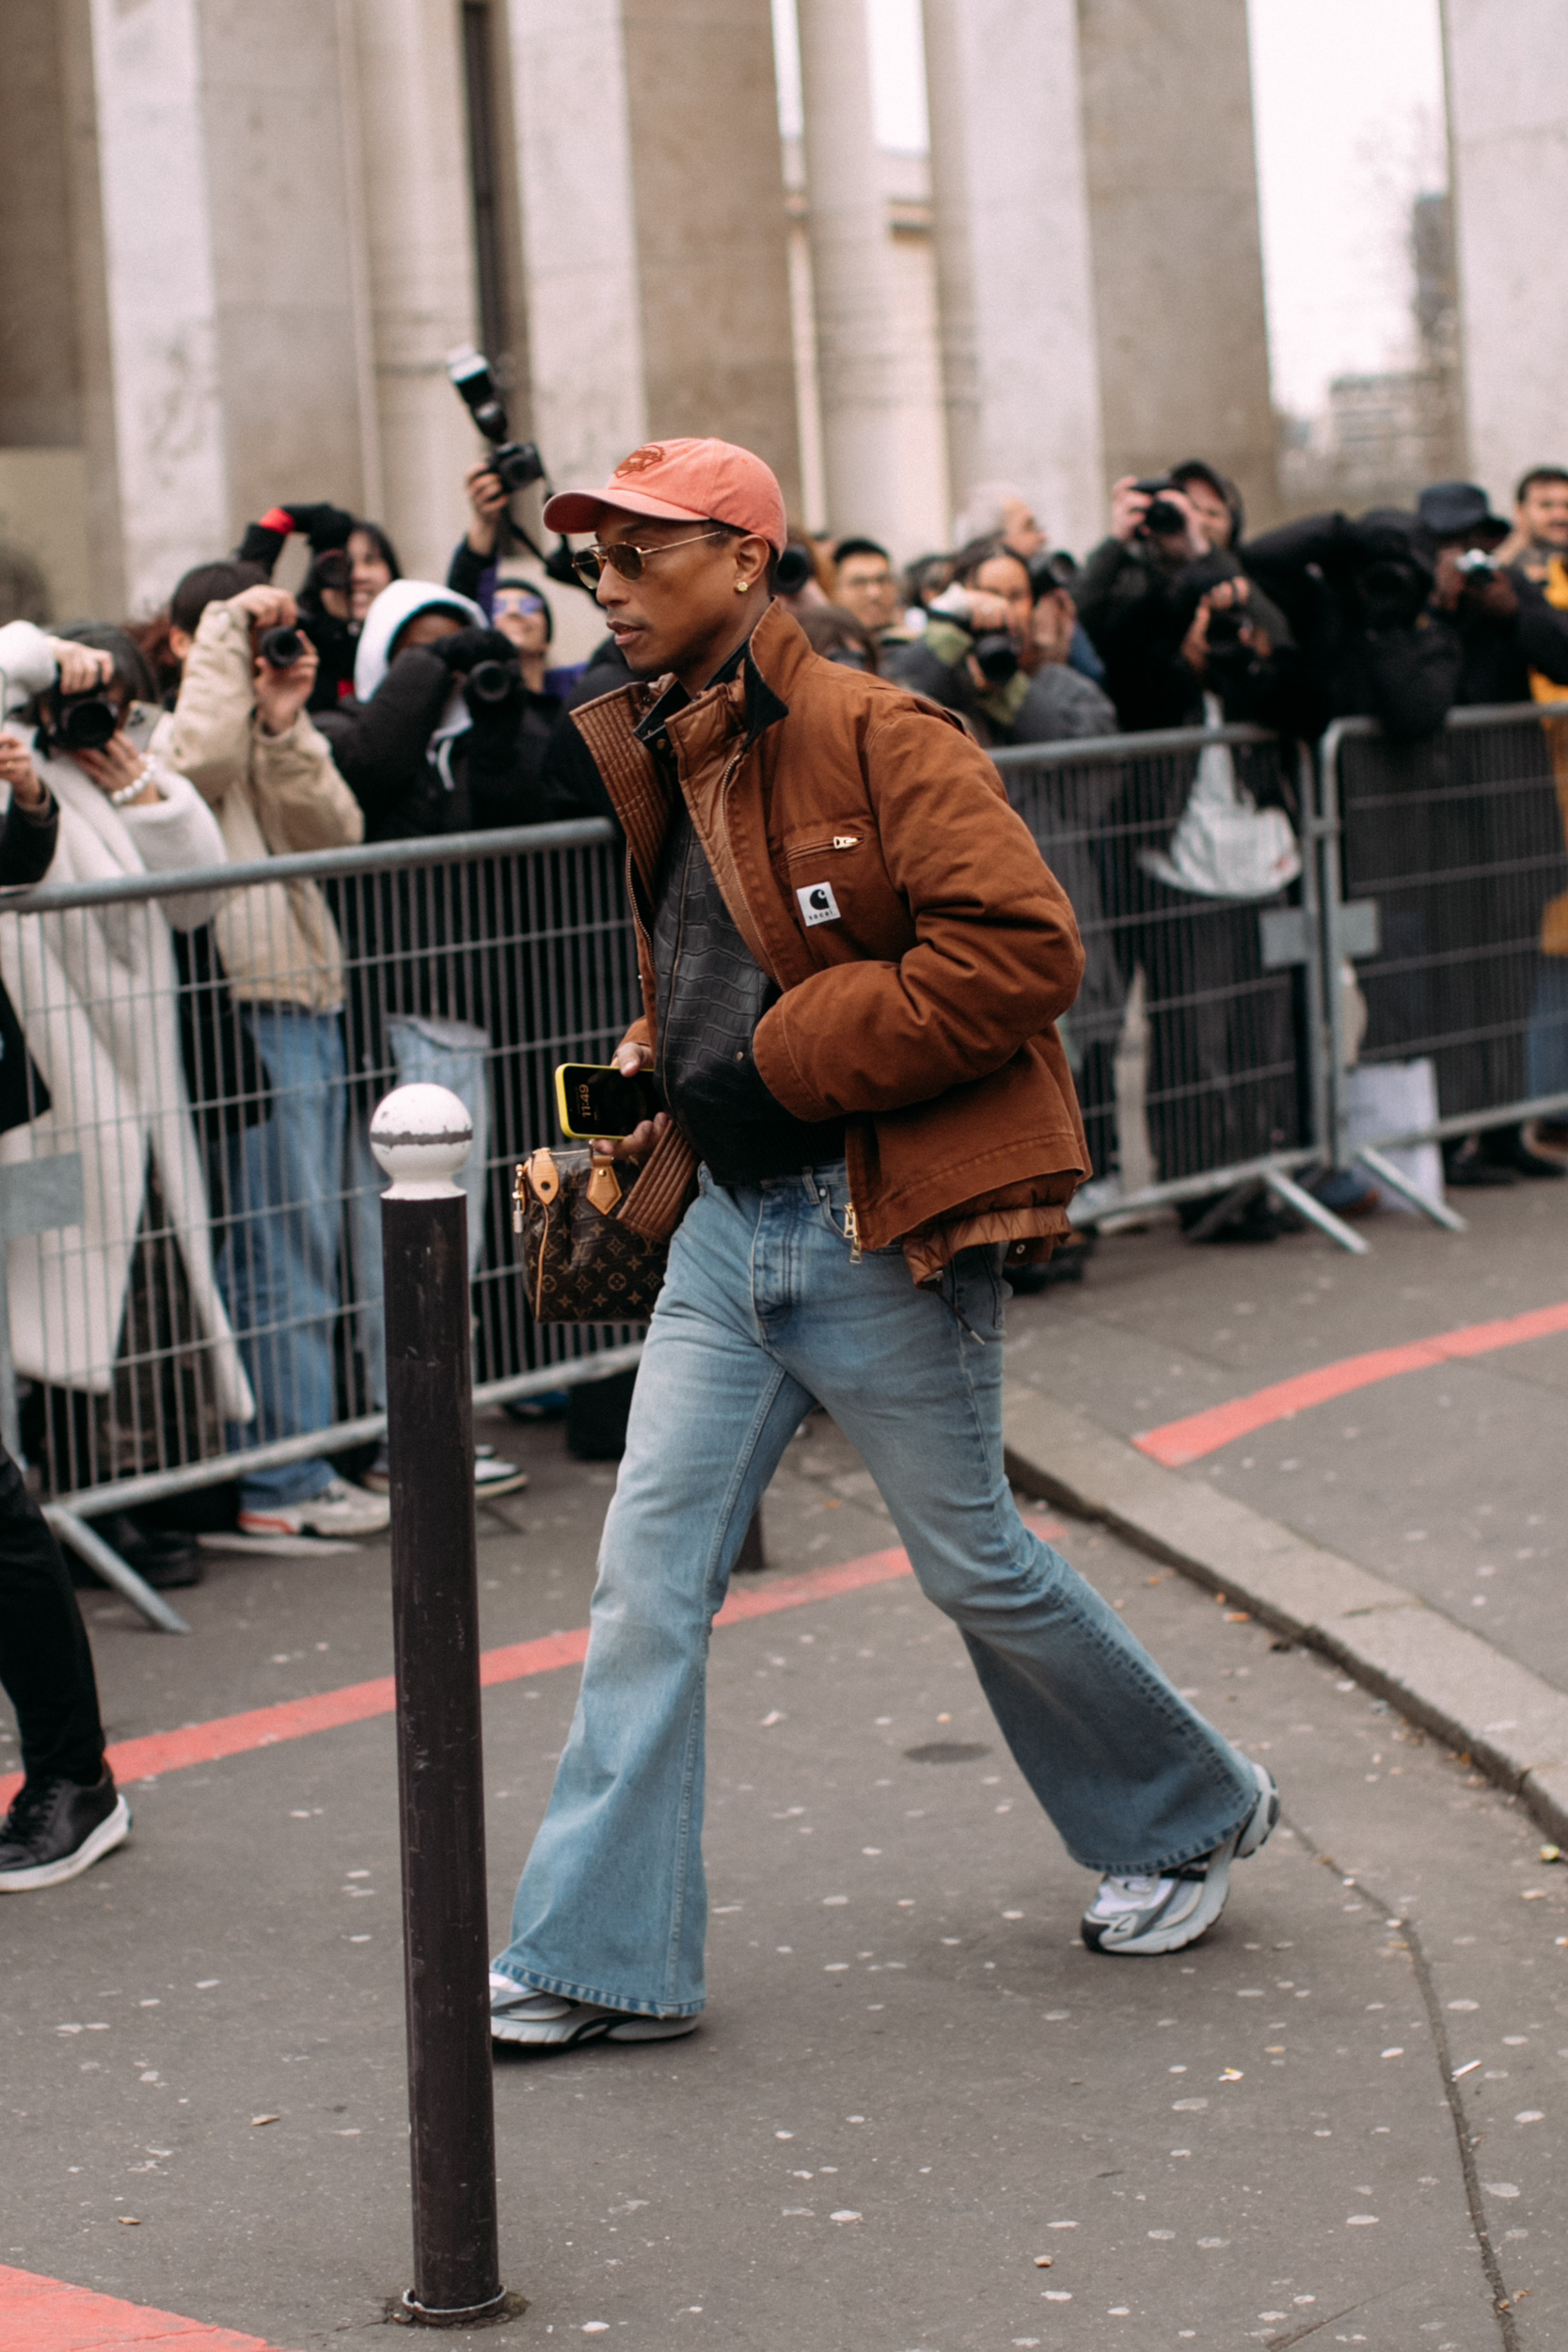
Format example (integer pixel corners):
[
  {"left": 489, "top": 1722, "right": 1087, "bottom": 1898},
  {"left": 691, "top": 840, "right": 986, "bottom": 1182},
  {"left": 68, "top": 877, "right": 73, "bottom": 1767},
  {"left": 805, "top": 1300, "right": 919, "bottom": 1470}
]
[{"left": 735, "top": 580, "right": 750, "bottom": 594}]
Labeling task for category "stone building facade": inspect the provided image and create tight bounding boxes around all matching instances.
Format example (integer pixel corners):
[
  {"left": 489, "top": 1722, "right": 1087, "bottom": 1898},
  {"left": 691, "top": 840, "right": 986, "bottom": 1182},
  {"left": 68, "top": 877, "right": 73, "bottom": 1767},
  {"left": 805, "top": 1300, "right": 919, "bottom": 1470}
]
[{"left": 0, "top": 0, "right": 1555, "bottom": 638}]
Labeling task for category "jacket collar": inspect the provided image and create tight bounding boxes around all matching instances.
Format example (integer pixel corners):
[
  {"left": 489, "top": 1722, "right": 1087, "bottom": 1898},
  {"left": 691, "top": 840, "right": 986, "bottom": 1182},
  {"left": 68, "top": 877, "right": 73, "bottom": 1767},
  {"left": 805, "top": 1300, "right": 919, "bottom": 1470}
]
[{"left": 572, "top": 601, "right": 808, "bottom": 892}]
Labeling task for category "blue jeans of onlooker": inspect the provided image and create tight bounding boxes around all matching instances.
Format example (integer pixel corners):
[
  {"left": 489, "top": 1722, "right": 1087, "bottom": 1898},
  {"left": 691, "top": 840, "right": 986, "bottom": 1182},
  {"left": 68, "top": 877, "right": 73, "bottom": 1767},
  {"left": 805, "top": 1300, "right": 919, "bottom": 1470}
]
[
  {"left": 1527, "top": 955, "right": 1568, "bottom": 1100},
  {"left": 346, "top": 1014, "right": 491, "bottom": 1412},
  {"left": 494, "top": 1160, "right": 1257, "bottom": 2019},
  {"left": 219, "top": 1005, "right": 347, "bottom": 1511}
]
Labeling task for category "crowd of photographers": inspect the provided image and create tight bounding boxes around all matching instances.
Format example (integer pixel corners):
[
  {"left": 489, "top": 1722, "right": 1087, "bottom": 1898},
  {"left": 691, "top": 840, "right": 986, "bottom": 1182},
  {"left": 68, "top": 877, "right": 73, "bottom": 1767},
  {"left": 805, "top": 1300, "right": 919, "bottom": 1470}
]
[
  {"left": 2, "top": 414, "right": 1568, "bottom": 1613},
  {"left": 793, "top": 462, "right": 1568, "bottom": 1219},
  {"left": 800, "top": 463, "right": 1568, "bottom": 747}
]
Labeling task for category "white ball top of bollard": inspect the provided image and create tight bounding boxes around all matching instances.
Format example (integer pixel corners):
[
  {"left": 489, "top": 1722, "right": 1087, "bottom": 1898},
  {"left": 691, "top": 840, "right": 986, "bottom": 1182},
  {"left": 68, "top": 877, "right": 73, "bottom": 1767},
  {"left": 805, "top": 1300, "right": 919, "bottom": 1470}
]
[{"left": 371, "top": 1083, "right": 474, "bottom": 1199}]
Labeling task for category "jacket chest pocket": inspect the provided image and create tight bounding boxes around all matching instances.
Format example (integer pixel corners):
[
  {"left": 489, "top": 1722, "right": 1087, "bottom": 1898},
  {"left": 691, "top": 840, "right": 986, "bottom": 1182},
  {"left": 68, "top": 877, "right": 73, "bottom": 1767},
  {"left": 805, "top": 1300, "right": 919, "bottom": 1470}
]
[{"left": 777, "top": 818, "right": 909, "bottom": 956}]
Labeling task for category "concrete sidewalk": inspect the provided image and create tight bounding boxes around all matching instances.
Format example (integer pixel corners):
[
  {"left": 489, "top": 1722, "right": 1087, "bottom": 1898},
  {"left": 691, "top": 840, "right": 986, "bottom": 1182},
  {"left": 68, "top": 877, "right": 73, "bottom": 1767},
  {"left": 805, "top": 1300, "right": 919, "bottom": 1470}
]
[
  {"left": 2, "top": 1404, "right": 1563, "bottom": 2349},
  {"left": 1005, "top": 1184, "right": 1568, "bottom": 1692}
]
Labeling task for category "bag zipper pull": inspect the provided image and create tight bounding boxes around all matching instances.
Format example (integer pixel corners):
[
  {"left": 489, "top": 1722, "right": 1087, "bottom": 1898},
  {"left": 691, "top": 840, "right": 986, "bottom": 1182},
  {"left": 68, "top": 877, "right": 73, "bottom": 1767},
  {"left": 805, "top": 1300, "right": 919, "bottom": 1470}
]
[
  {"left": 845, "top": 1202, "right": 863, "bottom": 1264},
  {"left": 512, "top": 1163, "right": 526, "bottom": 1233}
]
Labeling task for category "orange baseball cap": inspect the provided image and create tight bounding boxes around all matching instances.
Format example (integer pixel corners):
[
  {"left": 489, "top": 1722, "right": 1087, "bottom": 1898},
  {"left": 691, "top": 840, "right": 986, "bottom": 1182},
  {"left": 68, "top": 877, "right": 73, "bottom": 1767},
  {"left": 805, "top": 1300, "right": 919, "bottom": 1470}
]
[{"left": 544, "top": 437, "right": 787, "bottom": 553}]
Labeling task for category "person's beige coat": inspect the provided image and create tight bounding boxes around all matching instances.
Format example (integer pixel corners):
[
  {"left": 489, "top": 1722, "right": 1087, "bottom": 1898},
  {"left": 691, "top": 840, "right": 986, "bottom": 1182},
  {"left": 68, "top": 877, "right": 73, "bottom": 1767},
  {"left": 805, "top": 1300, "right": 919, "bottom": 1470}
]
[
  {"left": 0, "top": 737, "right": 254, "bottom": 1425},
  {"left": 158, "top": 596, "right": 362, "bottom": 1010}
]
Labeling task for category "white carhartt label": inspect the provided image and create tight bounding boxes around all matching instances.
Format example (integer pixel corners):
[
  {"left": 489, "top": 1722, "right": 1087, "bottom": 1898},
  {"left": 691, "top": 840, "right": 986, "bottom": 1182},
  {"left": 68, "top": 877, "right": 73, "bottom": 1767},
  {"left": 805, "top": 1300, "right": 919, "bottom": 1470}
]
[{"left": 797, "top": 881, "right": 841, "bottom": 927}]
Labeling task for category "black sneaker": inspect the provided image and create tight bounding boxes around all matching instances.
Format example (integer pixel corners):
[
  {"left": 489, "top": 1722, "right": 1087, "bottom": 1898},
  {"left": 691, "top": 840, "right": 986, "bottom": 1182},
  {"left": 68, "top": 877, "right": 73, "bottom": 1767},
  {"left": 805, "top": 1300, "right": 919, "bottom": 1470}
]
[
  {"left": 67, "top": 1514, "right": 202, "bottom": 1592},
  {"left": 1444, "top": 1136, "right": 1515, "bottom": 1188},
  {"left": 0, "top": 1770, "right": 132, "bottom": 1891},
  {"left": 1480, "top": 1121, "right": 1567, "bottom": 1181}
]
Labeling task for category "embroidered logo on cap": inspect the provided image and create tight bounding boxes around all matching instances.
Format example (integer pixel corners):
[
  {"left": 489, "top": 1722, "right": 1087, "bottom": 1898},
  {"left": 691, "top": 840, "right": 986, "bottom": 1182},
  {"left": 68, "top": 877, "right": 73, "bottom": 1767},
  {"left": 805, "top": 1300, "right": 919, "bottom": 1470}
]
[
  {"left": 797, "top": 882, "right": 841, "bottom": 928},
  {"left": 614, "top": 445, "right": 667, "bottom": 476}
]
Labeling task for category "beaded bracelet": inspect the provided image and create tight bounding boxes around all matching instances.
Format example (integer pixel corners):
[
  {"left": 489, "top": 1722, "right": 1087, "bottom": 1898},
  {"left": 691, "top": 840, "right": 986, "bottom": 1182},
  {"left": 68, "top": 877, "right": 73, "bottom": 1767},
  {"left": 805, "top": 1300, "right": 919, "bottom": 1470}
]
[{"left": 108, "top": 760, "right": 154, "bottom": 808}]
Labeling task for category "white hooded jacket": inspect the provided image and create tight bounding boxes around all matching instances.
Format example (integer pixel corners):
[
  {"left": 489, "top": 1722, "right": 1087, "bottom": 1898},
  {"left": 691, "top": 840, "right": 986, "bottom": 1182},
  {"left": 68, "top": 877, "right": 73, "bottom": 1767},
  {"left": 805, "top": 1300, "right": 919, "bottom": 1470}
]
[{"left": 0, "top": 620, "right": 254, "bottom": 1425}]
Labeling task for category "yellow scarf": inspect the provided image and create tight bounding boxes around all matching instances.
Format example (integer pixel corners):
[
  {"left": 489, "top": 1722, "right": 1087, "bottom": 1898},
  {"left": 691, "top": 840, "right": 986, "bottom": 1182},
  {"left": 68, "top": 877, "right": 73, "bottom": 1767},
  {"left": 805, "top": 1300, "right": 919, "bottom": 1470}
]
[{"left": 1529, "top": 554, "right": 1568, "bottom": 956}]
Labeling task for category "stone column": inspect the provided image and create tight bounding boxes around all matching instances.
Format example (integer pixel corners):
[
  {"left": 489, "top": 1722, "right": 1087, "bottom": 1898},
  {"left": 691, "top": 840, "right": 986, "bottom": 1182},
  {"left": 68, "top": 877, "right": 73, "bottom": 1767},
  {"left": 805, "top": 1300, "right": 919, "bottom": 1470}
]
[
  {"left": 1077, "top": 0, "right": 1279, "bottom": 532},
  {"left": 1442, "top": 0, "right": 1568, "bottom": 501},
  {"left": 923, "top": 0, "right": 1104, "bottom": 554},
  {"left": 349, "top": 0, "right": 482, "bottom": 579},
  {"left": 504, "top": 0, "right": 649, "bottom": 493},
  {"left": 60, "top": 0, "right": 388, "bottom": 616},
  {"left": 506, "top": 0, "right": 800, "bottom": 510},
  {"left": 77, "top": 0, "right": 381, "bottom": 613},
  {"left": 0, "top": 0, "right": 97, "bottom": 619},
  {"left": 792, "top": 0, "right": 903, "bottom": 547},
  {"left": 83, "top": 0, "right": 229, "bottom": 614}
]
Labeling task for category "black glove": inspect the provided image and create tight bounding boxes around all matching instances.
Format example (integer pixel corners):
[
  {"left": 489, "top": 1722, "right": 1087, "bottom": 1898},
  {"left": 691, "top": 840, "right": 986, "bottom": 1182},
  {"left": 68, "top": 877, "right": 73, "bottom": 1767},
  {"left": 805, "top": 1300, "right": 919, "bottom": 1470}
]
[
  {"left": 284, "top": 501, "right": 356, "bottom": 553},
  {"left": 432, "top": 626, "right": 517, "bottom": 676}
]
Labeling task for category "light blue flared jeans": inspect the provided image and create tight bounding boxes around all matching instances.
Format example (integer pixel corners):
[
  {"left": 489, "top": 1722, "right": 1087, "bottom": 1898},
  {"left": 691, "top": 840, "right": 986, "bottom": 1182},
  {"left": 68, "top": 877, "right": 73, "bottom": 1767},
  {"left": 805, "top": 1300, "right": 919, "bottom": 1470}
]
[{"left": 495, "top": 1162, "right": 1255, "bottom": 2017}]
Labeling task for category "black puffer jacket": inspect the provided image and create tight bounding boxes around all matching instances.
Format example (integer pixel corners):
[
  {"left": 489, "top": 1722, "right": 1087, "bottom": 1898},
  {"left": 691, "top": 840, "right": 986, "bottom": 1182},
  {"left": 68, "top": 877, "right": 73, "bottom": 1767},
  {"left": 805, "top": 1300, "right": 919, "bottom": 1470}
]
[
  {"left": 1241, "top": 511, "right": 1462, "bottom": 740},
  {"left": 317, "top": 640, "right": 568, "bottom": 843},
  {"left": 1074, "top": 537, "right": 1321, "bottom": 738}
]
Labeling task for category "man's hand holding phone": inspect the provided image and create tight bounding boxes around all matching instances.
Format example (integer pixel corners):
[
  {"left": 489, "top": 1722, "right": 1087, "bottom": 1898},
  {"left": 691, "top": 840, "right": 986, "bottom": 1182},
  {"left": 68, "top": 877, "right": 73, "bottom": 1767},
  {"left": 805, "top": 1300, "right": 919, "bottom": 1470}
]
[{"left": 583, "top": 1043, "right": 669, "bottom": 1163}]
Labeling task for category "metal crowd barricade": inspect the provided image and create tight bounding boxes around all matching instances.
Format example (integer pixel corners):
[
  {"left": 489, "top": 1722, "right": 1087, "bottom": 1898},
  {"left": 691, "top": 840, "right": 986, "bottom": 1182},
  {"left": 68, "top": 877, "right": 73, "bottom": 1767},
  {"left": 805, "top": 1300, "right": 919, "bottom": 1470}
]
[
  {"left": 0, "top": 818, "right": 644, "bottom": 1627},
  {"left": 1320, "top": 702, "right": 1568, "bottom": 1218},
  {"left": 991, "top": 723, "right": 1354, "bottom": 1248},
  {"left": 8, "top": 708, "right": 1564, "bottom": 1630}
]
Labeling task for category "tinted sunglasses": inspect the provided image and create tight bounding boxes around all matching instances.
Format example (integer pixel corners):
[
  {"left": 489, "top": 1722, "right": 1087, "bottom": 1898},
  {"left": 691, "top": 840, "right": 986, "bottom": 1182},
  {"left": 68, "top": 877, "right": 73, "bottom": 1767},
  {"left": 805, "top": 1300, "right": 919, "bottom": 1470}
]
[{"left": 569, "top": 530, "right": 725, "bottom": 586}]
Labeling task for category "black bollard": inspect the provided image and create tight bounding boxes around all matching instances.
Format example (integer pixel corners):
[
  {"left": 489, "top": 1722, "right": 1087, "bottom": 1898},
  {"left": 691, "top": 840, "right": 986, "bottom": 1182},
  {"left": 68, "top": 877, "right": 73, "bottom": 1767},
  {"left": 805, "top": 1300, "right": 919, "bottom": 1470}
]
[{"left": 374, "top": 1087, "right": 515, "bottom": 2325}]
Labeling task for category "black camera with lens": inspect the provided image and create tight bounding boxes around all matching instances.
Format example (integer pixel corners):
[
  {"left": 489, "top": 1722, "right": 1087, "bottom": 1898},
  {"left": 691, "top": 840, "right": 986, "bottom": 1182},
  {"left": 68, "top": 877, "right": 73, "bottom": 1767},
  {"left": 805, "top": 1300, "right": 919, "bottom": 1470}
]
[
  {"left": 43, "top": 687, "right": 119, "bottom": 755},
  {"left": 1133, "top": 476, "right": 1188, "bottom": 537},
  {"left": 971, "top": 632, "right": 1020, "bottom": 686},
  {"left": 465, "top": 658, "right": 521, "bottom": 713},
  {"left": 258, "top": 625, "right": 308, "bottom": 669},
  {"left": 447, "top": 346, "right": 546, "bottom": 496},
  {"left": 1028, "top": 548, "right": 1080, "bottom": 596}
]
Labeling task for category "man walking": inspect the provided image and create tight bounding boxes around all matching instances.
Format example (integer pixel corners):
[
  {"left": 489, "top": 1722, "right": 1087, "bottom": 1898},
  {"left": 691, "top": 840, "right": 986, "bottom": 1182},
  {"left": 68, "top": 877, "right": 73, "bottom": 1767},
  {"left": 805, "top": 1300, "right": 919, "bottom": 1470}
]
[{"left": 490, "top": 439, "right": 1276, "bottom": 2050}]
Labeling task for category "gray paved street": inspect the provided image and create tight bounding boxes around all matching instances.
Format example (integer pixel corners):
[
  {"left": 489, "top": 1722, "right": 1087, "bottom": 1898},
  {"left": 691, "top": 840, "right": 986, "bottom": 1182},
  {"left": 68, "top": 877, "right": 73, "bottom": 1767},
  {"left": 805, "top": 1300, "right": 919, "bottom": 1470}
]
[
  {"left": 4, "top": 1302, "right": 1567, "bottom": 2350},
  {"left": 1008, "top": 1185, "right": 1568, "bottom": 1693}
]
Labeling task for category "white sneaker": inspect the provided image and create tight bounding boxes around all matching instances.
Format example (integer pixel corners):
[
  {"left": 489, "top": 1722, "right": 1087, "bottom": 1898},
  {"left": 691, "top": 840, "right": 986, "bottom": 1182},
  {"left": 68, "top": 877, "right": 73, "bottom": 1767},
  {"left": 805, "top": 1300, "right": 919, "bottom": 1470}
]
[
  {"left": 1081, "top": 1759, "right": 1279, "bottom": 1956},
  {"left": 359, "top": 1446, "right": 527, "bottom": 1500},
  {"left": 488, "top": 1972, "right": 698, "bottom": 2049},
  {"left": 474, "top": 1454, "right": 528, "bottom": 1499},
  {"left": 238, "top": 1478, "right": 391, "bottom": 1540}
]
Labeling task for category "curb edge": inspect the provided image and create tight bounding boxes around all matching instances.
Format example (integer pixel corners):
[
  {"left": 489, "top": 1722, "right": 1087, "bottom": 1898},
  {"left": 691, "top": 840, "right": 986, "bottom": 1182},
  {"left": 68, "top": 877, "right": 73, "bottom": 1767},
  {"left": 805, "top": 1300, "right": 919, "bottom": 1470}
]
[{"left": 1002, "top": 1385, "right": 1568, "bottom": 1851}]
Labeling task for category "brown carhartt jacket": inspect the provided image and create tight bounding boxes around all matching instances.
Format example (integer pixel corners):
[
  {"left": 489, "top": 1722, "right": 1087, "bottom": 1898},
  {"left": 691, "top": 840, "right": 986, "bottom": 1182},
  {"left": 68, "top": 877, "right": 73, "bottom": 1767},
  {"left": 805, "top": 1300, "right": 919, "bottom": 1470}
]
[{"left": 572, "top": 598, "right": 1089, "bottom": 1281}]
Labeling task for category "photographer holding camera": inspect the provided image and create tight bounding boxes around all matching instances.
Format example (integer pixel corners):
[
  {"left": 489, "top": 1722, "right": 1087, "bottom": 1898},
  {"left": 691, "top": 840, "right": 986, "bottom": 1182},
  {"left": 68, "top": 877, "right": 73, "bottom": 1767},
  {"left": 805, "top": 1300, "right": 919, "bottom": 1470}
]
[
  {"left": 1412, "top": 482, "right": 1568, "bottom": 1184},
  {"left": 0, "top": 619, "right": 252, "bottom": 1476},
  {"left": 155, "top": 571, "right": 388, "bottom": 1538},
  {"left": 236, "top": 503, "right": 400, "bottom": 709},
  {"left": 1076, "top": 464, "right": 1312, "bottom": 737},
  {"left": 883, "top": 534, "right": 1037, "bottom": 743},
  {"left": 1241, "top": 504, "right": 1460, "bottom": 741},
  {"left": 1416, "top": 480, "right": 1568, "bottom": 707},
  {"left": 320, "top": 580, "right": 547, "bottom": 1501}
]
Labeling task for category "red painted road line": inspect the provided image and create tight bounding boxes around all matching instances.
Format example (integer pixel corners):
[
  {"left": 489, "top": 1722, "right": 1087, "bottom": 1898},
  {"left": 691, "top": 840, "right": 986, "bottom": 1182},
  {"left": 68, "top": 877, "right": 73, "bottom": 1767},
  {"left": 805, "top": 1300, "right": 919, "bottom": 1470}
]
[
  {"left": 1134, "top": 1298, "right": 1568, "bottom": 1467},
  {"left": 0, "top": 2263, "right": 300, "bottom": 2352},
  {"left": 0, "top": 1523, "right": 1065, "bottom": 1810}
]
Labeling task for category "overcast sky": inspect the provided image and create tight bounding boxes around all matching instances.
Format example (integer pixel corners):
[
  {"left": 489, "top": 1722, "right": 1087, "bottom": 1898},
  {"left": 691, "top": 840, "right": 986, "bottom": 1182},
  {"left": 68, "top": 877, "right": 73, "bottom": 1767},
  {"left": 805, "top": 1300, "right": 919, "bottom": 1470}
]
[{"left": 774, "top": 0, "right": 1449, "bottom": 422}]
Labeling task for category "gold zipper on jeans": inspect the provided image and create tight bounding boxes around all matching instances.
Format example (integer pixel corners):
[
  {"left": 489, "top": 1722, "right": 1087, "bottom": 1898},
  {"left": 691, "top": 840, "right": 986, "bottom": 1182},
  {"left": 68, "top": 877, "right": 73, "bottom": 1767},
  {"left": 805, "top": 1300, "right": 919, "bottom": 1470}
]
[{"left": 845, "top": 1201, "right": 862, "bottom": 1263}]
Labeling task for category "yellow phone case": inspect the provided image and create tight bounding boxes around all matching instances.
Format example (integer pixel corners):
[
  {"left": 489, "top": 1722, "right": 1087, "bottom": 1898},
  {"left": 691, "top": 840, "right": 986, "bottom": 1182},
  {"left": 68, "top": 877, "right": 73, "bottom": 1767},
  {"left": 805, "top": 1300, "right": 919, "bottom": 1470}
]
[{"left": 554, "top": 1061, "right": 617, "bottom": 1139}]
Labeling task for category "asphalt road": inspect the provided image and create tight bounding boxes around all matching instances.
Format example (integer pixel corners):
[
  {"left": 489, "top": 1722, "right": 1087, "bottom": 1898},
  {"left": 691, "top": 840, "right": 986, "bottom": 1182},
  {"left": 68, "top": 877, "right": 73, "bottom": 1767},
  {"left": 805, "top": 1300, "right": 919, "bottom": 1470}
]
[{"left": 3, "top": 1391, "right": 1563, "bottom": 2351}]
